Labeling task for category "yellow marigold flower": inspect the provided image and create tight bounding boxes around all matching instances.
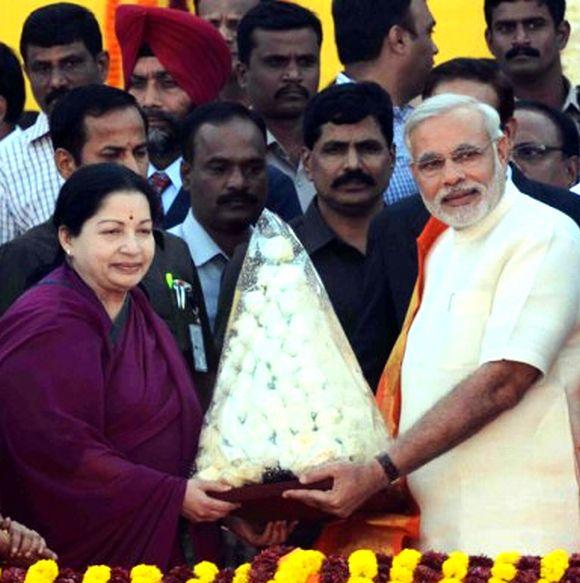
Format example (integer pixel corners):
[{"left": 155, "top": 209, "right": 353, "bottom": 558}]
[
  {"left": 442, "top": 551, "right": 469, "bottom": 580},
  {"left": 388, "top": 563, "right": 413, "bottom": 583},
  {"left": 495, "top": 552, "right": 520, "bottom": 565},
  {"left": 83, "top": 565, "right": 111, "bottom": 583},
  {"left": 389, "top": 548, "right": 422, "bottom": 583},
  {"left": 349, "top": 578, "right": 374, "bottom": 583},
  {"left": 130, "top": 564, "right": 163, "bottom": 583},
  {"left": 25, "top": 560, "right": 59, "bottom": 583},
  {"left": 491, "top": 563, "right": 517, "bottom": 581},
  {"left": 540, "top": 550, "right": 569, "bottom": 583},
  {"left": 271, "top": 549, "right": 324, "bottom": 583},
  {"left": 192, "top": 561, "right": 219, "bottom": 582},
  {"left": 232, "top": 563, "right": 251, "bottom": 583},
  {"left": 394, "top": 549, "right": 422, "bottom": 570},
  {"left": 348, "top": 550, "right": 378, "bottom": 580}
]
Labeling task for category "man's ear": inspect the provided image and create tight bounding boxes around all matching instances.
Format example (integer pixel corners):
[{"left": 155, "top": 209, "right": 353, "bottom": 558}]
[
  {"left": 236, "top": 61, "right": 248, "bottom": 90},
  {"left": 0, "top": 96, "right": 7, "bottom": 124},
  {"left": 496, "top": 133, "right": 511, "bottom": 166},
  {"left": 563, "top": 155, "right": 578, "bottom": 188},
  {"left": 387, "top": 25, "right": 410, "bottom": 56},
  {"left": 180, "top": 159, "right": 192, "bottom": 191},
  {"left": 484, "top": 27, "right": 494, "bottom": 53},
  {"left": 502, "top": 117, "right": 517, "bottom": 148},
  {"left": 54, "top": 148, "right": 78, "bottom": 180},
  {"left": 555, "top": 20, "right": 571, "bottom": 51},
  {"left": 301, "top": 147, "right": 313, "bottom": 181},
  {"left": 96, "top": 50, "right": 110, "bottom": 83}
]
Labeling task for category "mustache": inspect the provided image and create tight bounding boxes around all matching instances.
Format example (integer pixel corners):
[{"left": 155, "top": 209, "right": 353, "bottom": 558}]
[
  {"left": 332, "top": 170, "right": 376, "bottom": 189},
  {"left": 437, "top": 184, "right": 483, "bottom": 201},
  {"left": 505, "top": 46, "right": 540, "bottom": 60},
  {"left": 142, "top": 107, "right": 181, "bottom": 127},
  {"left": 217, "top": 190, "right": 260, "bottom": 205},
  {"left": 45, "top": 87, "right": 69, "bottom": 107},
  {"left": 274, "top": 84, "right": 309, "bottom": 100}
]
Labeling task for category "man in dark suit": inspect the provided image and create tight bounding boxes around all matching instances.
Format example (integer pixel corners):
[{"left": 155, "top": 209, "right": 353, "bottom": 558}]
[
  {"left": 0, "top": 85, "right": 217, "bottom": 408},
  {"left": 354, "top": 57, "right": 580, "bottom": 390}
]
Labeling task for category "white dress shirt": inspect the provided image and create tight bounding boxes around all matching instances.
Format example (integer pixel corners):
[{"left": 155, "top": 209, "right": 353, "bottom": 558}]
[
  {"left": 0, "top": 113, "right": 63, "bottom": 244},
  {"left": 266, "top": 131, "right": 315, "bottom": 212},
  {"left": 169, "top": 210, "right": 228, "bottom": 331},
  {"left": 148, "top": 157, "right": 183, "bottom": 214}
]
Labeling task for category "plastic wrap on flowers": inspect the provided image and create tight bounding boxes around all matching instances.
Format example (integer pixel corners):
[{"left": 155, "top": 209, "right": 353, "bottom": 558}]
[{"left": 194, "top": 209, "right": 390, "bottom": 487}]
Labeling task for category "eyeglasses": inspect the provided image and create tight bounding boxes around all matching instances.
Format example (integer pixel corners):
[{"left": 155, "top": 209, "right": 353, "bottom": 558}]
[
  {"left": 411, "top": 140, "right": 496, "bottom": 178},
  {"left": 512, "top": 143, "right": 564, "bottom": 163}
]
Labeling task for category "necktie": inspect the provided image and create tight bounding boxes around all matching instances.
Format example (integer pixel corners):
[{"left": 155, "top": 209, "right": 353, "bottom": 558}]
[{"left": 148, "top": 171, "right": 172, "bottom": 196}]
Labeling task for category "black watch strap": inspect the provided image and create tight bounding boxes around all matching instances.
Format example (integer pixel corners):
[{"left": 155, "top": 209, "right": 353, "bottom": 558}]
[{"left": 376, "top": 452, "right": 400, "bottom": 482}]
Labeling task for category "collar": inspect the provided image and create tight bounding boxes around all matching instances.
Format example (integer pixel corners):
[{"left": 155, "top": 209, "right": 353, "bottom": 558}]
[
  {"left": 181, "top": 210, "right": 227, "bottom": 267},
  {"left": 393, "top": 103, "right": 414, "bottom": 121},
  {"left": 23, "top": 113, "right": 50, "bottom": 145},
  {"left": 336, "top": 71, "right": 354, "bottom": 85},
  {"left": 297, "top": 198, "right": 364, "bottom": 255},
  {"left": 148, "top": 157, "right": 183, "bottom": 188},
  {"left": 562, "top": 76, "right": 580, "bottom": 113}
]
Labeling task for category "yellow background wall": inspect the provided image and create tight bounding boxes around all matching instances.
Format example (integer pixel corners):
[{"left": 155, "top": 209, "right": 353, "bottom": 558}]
[{"left": 1, "top": 0, "right": 578, "bottom": 110}]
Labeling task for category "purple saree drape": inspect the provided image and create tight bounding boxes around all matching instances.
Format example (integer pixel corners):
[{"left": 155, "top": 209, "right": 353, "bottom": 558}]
[{"left": 0, "top": 265, "right": 218, "bottom": 569}]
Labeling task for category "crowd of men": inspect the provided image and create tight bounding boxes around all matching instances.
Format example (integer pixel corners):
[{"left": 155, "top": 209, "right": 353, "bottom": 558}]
[{"left": 0, "top": 0, "right": 579, "bottom": 560}]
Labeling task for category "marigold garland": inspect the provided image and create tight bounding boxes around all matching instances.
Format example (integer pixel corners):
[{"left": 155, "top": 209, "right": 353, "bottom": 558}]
[{"left": 3, "top": 550, "right": 579, "bottom": 583}]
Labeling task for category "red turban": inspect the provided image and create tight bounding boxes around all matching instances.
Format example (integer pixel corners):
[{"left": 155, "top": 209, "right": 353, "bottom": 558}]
[{"left": 115, "top": 5, "right": 231, "bottom": 106}]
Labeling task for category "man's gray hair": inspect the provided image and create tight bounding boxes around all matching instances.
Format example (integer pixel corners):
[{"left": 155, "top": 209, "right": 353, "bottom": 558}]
[{"left": 404, "top": 94, "right": 504, "bottom": 151}]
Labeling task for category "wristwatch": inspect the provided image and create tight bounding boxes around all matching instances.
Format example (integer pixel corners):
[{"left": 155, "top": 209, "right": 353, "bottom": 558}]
[{"left": 375, "top": 452, "right": 400, "bottom": 483}]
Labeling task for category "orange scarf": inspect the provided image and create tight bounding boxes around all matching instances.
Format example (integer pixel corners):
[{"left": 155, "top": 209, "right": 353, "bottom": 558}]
[{"left": 315, "top": 216, "right": 448, "bottom": 556}]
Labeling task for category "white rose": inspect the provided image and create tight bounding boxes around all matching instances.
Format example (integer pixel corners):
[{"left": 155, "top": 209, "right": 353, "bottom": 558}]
[
  {"left": 234, "top": 312, "right": 260, "bottom": 341},
  {"left": 261, "top": 236, "right": 294, "bottom": 263},
  {"left": 297, "top": 366, "right": 326, "bottom": 392},
  {"left": 243, "top": 290, "right": 267, "bottom": 316},
  {"left": 256, "top": 265, "right": 280, "bottom": 290}
]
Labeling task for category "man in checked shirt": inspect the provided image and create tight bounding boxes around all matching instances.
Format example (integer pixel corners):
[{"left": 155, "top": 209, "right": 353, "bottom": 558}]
[{"left": 0, "top": 3, "right": 109, "bottom": 244}]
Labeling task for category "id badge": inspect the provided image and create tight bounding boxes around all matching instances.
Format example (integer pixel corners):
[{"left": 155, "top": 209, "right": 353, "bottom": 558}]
[{"left": 189, "top": 323, "right": 208, "bottom": 372}]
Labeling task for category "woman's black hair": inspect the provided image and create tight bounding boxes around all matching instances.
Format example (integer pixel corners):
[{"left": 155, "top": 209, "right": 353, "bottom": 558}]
[{"left": 53, "top": 163, "right": 162, "bottom": 236}]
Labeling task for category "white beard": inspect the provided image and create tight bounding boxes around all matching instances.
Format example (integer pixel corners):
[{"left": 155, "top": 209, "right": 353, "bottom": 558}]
[{"left": 423, "top": 155, "right": 507, "bottom": 229}]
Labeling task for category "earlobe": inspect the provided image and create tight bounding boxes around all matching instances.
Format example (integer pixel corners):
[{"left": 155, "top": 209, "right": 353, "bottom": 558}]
[
  {"left": 556, "top": 20, "right": 571, "bottom": 50},
  {"left": 97, "top": 51, "right": 110, "bottom": 82},
  {"left": 57, "top": 226, "right": 73, "bottom": 256},
  {"left": 0, "top": 96, "right": 6, "bottom": 123},
  {"left": 496, "top": 135, "right": 510, "bottom": 165},
  {"left": 54, "top": 149, "right": 78, "bottom": 180},
  {"left": 180, "top": 160, "right": 192, "bottom": 191},
  {"left": 387, "top": 25, "right": 408, "bottom": 55},
  {"left": 301, "top": 148, "right": 313, "bottom": 181},
  {"left": 484, "top": 28, "right": 491, "bottom": 47},
  {"left": 236, "top": 62, "right": 248, "bottom": 89}
]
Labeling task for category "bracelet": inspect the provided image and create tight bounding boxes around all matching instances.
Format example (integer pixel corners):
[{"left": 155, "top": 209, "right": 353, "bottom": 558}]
[{"left": 375, "top": 452, "right": 400, "bottom": 483}]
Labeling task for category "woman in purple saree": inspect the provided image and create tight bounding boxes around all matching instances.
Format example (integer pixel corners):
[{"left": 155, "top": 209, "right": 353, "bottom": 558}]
[{"left": 0, "top": 165, "right": 282, "bottom": 569}]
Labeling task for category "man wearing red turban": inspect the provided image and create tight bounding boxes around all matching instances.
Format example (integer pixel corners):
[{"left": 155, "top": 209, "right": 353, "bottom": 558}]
[{"left": 115, "top": 5, "right": 231, "bottom": 228}]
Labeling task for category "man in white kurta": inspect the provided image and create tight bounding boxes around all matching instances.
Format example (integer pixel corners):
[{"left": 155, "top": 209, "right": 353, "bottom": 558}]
[
  {"left": 400, "top": 178, "right": 580, "bottom": 553},
  {"left": 285, "top": 93, "right": 579, "bottom": 556}
]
